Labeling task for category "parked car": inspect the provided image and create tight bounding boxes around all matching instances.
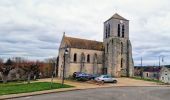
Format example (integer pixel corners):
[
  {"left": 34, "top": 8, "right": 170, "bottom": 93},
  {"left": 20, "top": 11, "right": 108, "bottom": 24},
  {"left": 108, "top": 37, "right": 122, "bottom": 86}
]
[
  {"left": 72, "top": 72, "right": 81, "bottom": 78},
  {"left": 95, "top": 75, "right": 117, "bottom": 83},
  {"left": 72, "top": 72, "right": 95, "bottom": 80}
]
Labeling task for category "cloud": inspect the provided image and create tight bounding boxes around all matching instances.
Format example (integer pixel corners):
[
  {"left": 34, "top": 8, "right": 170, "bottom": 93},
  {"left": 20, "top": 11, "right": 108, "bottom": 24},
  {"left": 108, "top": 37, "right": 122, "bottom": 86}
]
[{"left": 0, "top": 0, "right": 170, "bottom": 65}]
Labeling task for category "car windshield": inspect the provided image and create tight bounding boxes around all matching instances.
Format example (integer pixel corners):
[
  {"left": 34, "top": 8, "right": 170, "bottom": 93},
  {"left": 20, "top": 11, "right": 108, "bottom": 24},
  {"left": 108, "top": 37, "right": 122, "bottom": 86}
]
[
  {"left": 99, "top": 75, "right": 104, "bottom": 77},
  {"left": 100, "top": 75, "right": 112, "bottom": 78}
]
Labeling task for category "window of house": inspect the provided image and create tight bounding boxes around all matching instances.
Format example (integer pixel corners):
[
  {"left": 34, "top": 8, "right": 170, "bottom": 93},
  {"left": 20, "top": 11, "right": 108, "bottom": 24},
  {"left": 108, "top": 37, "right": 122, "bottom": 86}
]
[
  {"left": 73, "top": 53, "right": 77, "bottom": 62},
  {"left": 162, "top": 77, "right": 164, "bottom": 80},
  {"left": 153, "top": 73, "right": 156, "bottom": 77},
  {"left": 118, "top": 24, "right": 120, "bottom": 37},
  {"left": 122, "top": 25, "right": 125, "bottom": 37},
  {"left": 146, "top": 73, "right": 149, "bottom": 77},
  {"left": 87, "top": 54, "right": 90, "bottom": 63}
]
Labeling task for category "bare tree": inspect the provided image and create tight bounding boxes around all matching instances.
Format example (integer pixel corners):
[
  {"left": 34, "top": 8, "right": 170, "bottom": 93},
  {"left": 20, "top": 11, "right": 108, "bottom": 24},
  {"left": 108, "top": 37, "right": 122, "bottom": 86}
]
[
  {"left": 45, "top": 57, "right": 58, "bottom": 77},
  {"left": 0, "top": 58, "right": 3, "bottom": 67},
  {"left": 0, "top": 58, "right": 14, "bottom": 83},
  {"left": 21, "top": 61, "right": 40, "bottom": 84},
  {"left": 45, "top": 57, "right": 58, "bottom": 88}
]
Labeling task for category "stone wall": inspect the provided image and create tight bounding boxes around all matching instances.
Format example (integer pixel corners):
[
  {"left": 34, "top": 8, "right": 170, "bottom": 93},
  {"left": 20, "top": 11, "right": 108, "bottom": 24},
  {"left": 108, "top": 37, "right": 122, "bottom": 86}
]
[{"left": 58, "top": 48, "right": 103, "bottom": 78}]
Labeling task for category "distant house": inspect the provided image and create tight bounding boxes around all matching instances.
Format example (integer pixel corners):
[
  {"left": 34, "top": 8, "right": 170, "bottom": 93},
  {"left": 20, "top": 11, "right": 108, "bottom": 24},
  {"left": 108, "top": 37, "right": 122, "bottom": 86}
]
[
  {"left": 134, "top": 66, "right": 170, "bottom": 83},
  {"left": 159, "top": 67, "right": 170, "bottom": 83},
  {"left": 134, "top": 66, "right": 161, "bottom": 79},
  {"left": 142, "top": 67, "right": 161, "bottom": 80}
]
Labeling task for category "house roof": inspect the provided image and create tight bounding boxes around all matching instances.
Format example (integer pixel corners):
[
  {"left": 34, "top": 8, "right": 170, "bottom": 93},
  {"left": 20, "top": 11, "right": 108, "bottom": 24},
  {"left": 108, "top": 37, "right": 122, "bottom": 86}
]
[
  {"left": 63, "top": 35, "right": 104, "bottom": 51},
  {"left": 143, "top": 67, "right": 161, "bottom": 72}
]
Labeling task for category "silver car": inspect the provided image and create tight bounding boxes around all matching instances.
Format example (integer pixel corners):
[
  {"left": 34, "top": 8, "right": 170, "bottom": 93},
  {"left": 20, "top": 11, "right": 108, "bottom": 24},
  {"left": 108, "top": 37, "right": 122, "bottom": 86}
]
[{"left": 95, "top": 75, "right": 117, "bottom": 83}]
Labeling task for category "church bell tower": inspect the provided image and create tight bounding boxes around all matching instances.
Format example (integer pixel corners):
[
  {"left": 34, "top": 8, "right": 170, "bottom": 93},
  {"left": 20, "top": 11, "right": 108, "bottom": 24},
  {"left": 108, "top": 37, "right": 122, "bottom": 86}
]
[{"left": 103, "top": 13, "right": 134, "bottom": 77}]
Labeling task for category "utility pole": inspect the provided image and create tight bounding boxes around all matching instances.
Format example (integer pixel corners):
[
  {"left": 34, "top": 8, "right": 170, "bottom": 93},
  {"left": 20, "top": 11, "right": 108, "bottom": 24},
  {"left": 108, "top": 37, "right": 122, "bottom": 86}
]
[
  {"left": 159, "top": 56, "right": 161, "bottom": 68},
  {"left": 158, "top": 55, "right": 165, "bottom": 68},
  {"left": 140, "top": 57, "right": 143, "bottom": 79},
  {"left": 141, "top": 57, "right": 143, "bottom": 67},
  {"left": 158, "top": 55, "right": 165, "bottom": 80}
]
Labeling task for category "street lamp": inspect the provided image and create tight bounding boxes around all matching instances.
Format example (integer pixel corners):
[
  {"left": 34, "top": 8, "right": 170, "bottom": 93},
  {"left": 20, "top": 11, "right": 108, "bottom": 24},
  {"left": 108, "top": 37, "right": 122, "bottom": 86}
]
[
  {"left": 158, "top": 55, "right": 165, "bottom": 80},
  {"left": 159, "top": 55, "right": 165, "bottom": 68},
  {"left": 62, "top": 48, "right": 69, "bottom": 86}
]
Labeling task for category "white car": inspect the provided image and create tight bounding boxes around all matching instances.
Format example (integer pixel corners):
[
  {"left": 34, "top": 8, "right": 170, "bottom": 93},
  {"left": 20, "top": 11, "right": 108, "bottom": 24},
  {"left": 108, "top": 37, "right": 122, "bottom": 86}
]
[{"left": 95, "top": 75, "right": 117, "bottom": 83}]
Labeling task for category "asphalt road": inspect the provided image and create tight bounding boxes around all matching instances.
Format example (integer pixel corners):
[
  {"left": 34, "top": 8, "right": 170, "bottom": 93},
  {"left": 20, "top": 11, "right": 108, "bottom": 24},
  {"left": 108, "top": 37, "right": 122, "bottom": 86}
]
[{"left": 10, "top": 87, "right": 170, "bottom": 100}]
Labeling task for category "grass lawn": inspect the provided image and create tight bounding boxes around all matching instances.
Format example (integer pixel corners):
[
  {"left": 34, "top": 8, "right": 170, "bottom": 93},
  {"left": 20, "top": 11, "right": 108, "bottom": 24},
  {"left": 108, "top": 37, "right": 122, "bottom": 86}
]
[
  {"left": 131, "top": 76, "right": 164, "bottom": 84},
  {"left": 0, "top": 82, "right": 73, "bottom": 95}
]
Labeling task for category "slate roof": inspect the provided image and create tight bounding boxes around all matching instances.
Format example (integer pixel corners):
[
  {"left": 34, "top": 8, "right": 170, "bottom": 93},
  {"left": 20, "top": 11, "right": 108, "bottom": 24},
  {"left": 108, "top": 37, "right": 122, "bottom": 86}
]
[
  {"left": 143, "top": 67, "right": 161, "bottom": 72},
  {"left": 63, "top": 36, "right": 104, "bottom": 51}
]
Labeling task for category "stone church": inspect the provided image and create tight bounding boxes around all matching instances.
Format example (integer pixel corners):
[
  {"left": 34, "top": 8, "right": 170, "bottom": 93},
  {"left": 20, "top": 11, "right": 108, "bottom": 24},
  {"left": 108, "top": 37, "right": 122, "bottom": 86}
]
[{"left": 58, "top": 13, "right": 134, "bottom": 78}]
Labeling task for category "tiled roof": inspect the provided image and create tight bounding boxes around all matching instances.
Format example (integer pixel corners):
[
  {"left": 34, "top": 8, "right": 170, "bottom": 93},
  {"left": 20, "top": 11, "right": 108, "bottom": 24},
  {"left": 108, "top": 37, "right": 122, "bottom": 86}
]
[{"left": 63, "top": 36, "right": 104, "bottom": 51}]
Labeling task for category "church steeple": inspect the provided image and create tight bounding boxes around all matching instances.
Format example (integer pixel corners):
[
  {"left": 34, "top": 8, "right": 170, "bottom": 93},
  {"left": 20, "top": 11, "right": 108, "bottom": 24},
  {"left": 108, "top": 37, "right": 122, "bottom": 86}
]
[
  {"left": 104, "top": 13, "right": 129, "bottom": 39},
  {"left": 103, "top": 13, "right": 133, "bottom": 77}
]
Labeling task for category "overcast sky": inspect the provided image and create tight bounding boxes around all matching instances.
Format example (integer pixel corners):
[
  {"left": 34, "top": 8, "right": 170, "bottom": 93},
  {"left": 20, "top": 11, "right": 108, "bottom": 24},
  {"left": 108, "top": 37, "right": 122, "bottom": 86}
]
[{"left": 0, "top": 0, "right": 170, "bottom": 66}]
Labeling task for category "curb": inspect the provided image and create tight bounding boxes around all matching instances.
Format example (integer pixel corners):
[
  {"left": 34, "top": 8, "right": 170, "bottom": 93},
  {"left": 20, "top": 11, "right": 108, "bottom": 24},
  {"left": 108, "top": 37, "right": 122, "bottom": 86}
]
[
  {"left": 0, "top": 86, "right": 110, "bottom": 100},
  {"left": 112, "top": 85, "right": 170, "bottom": 87},
  {"left": 0, "top": 88, "right": 80, "bottom": 100}
]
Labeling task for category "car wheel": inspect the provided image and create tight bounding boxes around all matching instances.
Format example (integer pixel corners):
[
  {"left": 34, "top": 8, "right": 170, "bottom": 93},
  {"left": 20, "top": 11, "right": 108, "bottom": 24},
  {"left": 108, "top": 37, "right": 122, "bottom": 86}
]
[
  {"left": 101, "top": 80, "right": 105, "bottom": 84},
  {"left": 113, "top": 80, "right": 117, "bottom": 83}
]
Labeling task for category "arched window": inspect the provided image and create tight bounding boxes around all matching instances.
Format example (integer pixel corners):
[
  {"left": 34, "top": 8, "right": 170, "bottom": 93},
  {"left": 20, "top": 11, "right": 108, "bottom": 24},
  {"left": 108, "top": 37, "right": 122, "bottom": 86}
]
[
  {"left": 73, "top": 53, "right": 77, "bottom": 62},
  {"left": 108, "top": 24, "right": 110, "bottom": 37},
  {"left": 87, "top": 54, "right": 90, "bottom": 63},
  {"left": 107, "top": 43, "right": 109, "bottom": 53},
  {"left": 121, "top": 42, "right": 123, "bottom": 54},
  {"left": 118, "top": 24, "right": 120, "bottom": 37},
  {"left": 122, "top": 25, "right": 125, "bottom": 37},
  {"left": 105, "top": 26, "right": 108, "bottom": 38},
  {"left": 121, "top": 58, "right": 123, "bottom": 68}
]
